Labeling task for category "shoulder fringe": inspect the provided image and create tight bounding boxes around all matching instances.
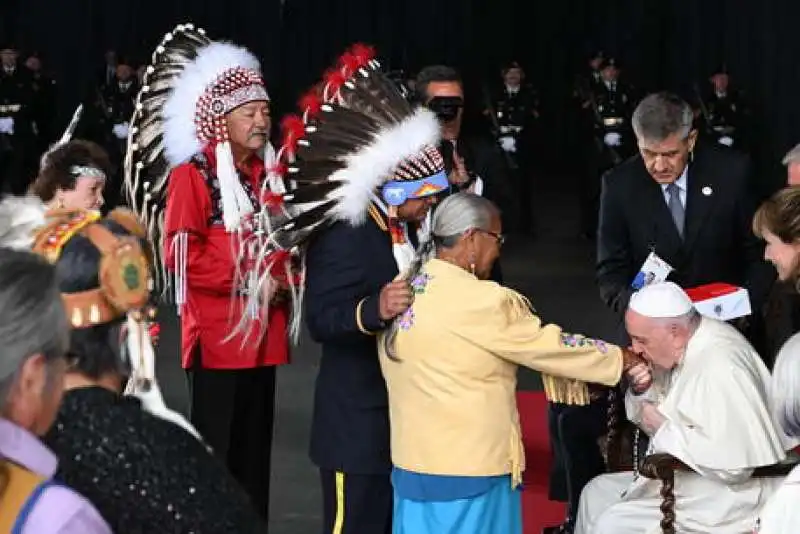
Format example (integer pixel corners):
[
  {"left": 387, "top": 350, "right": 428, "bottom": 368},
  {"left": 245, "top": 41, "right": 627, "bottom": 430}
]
[{"left": 542, "top": 375, "right": 591, "bottom": 405}]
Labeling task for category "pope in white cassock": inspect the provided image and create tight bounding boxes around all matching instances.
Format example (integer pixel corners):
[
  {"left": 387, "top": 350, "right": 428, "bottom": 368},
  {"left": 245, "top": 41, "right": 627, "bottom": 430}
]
[{"left": 575, "top": 282, "right": 795, "bottom": 534}]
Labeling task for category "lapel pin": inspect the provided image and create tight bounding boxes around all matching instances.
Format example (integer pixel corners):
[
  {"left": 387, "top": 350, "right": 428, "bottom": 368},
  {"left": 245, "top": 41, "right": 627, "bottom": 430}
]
[{"left": 702, "top": 186, "right": 712, "bottom": 196}]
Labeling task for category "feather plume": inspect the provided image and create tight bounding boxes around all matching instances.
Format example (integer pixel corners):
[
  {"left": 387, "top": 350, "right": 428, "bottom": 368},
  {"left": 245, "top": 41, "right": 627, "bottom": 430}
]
[
  {"left": 124, "top": 23, "right": 213, "bottom": 297},
  {"left": 298, "top": 90, "right": 323, "bottom": 119},
  {"left": 0, "top": 195, "right": 48, "bottom": 250},
  {"left": 39, "top": 104, "right": 84, "bottom": 171}
]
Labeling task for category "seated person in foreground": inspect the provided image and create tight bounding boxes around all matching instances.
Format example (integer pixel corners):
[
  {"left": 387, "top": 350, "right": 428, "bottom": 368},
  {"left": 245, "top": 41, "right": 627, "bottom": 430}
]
[
  {"left": 0, "top": 198, "right": 265, "bottom": 533},
  {"left": 754, "top": 333, "right": 800, "bottom": 533},
  {"left": 575, "top": 282, "right": 794, "bottom": 534}
]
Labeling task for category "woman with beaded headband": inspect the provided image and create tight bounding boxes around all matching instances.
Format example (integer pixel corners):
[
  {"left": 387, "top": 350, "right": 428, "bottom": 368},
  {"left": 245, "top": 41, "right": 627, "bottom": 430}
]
[
  {"left": 123, "top": 23, "right": 292, "bottom": 522},
  {"left": 31, "top": 139, "right": 110, "bottom": 211},
  {"left": 29, "top": 105, "right": 109, "bottom": 212},
  {"left": 0, "top": 198, "right": 266, "bottom": 533},
  {"left": 238, "top": 44, "right": 450, "bottom": 534}
]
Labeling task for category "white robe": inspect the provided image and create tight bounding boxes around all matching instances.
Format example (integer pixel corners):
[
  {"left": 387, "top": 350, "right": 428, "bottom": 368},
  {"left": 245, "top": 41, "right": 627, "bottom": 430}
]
[
  {"left": 575, "top": 318, "right": 795, "bottom": 534},
  {"left": 754, "top": 465, "right": 800, "bottom": 533}
]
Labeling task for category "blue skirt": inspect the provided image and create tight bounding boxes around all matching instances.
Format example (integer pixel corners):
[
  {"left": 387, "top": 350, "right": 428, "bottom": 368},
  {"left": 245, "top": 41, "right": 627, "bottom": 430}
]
[{"left": 392, "top": 480, "right": 523, "bottom": 534}]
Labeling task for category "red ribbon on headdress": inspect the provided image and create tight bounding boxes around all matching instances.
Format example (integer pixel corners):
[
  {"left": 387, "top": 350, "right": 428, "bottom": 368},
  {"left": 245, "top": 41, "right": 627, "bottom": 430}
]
[
  {"left": 280, "top": 114, "right": 306, "bottom": 156},
  {"left": 266, "top": 250, "right": 303, "bottom": 287},
  {"left": 388, "top": 219, "right": 407, "bottom": 245},
  {"left": 260, "top": 190, "right": 285, "bottom": 213},
  {"left": 299, "top": 90, "right": 323, "bottom": 118}
]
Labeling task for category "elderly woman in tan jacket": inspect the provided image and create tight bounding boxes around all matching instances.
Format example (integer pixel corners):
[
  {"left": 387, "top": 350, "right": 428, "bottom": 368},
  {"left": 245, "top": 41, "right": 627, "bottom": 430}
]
[{"left": 378, "top": 192, "right": 649, "bottom": 534}]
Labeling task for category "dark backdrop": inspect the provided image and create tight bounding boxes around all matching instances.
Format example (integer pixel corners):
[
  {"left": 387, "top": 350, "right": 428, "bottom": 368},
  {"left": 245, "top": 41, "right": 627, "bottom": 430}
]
[{"left": 3, "top": 0, "right": 799, "bottom": 193}]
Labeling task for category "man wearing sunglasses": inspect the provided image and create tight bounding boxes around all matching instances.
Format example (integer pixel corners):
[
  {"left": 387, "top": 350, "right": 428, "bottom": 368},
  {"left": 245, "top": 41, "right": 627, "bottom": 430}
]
[{"left": 415, "top": 65, "right": 513, "bottom": 283}]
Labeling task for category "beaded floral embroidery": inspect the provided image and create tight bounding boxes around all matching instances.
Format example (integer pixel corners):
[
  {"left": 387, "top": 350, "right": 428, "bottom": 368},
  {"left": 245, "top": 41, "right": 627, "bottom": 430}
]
[
  {"left": 398, "top": 272, "right": 433, "bottom": 331},
  {"left": 559, "top": 332, "right": 608, "bottom": 353}
]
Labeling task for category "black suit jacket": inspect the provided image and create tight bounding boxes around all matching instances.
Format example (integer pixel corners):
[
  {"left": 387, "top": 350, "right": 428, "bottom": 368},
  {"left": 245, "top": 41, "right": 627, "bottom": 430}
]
[
  {"left": 596, "top": 147, "right": 775, "bottom": 325},
  {"left": 304, "top": 210, "right": 398, "bottom": 474}
]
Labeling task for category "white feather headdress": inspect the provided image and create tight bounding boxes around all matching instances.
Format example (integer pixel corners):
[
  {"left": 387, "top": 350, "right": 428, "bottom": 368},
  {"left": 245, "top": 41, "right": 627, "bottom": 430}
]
[{"left": 124, "top": 23, "right": 270, "bottom": 298}]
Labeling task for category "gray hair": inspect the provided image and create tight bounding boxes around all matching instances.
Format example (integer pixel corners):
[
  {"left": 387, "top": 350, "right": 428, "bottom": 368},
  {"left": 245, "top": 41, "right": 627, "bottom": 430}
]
[
  {"left": 382, "top": 192, "right": 498, "bottom": 360},
  {"left": 651, "top": 308, "right": 701, "bottom": 331},
  {"left": 782, "top": 143, "right": 800, "bottom": 166},
  {"left": 772, "top": 333, "right": 800, "bottom": 437},
  {"left": 0, "top": 248, "right": 69, "bottom": 413},
  {"left": 431, "top": 193, "right": 497, "bottom": 249},
  {"left": 631, "top": 92, "right": 694, "bottom": 143}
]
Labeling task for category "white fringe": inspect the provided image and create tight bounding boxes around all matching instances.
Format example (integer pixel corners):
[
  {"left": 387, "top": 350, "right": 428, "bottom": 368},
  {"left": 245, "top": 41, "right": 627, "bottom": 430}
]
[
  {"left": 371, "top": 194, "right": 416, "bottom": 275},
  {"left": 123, "top": 314, "right": 202, "bottom": 440},
  {"left": 215, "top": 141, "right": 254, "bottom": 232},
  {"left": 172, "top": 231, "right": 188, "bottom": 314},
  {"left": 393, "top": 242, "right": 416, "bottom": 276}
]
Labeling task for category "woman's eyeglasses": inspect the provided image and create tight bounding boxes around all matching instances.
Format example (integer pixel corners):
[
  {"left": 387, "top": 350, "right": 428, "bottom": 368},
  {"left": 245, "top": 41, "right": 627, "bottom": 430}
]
[{"left": 480, "top": 230, "right": 505, "bottom": 246}]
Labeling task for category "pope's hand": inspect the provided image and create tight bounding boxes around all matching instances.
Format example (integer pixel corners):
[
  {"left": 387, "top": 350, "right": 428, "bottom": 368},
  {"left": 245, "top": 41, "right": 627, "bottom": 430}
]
[
  {"left": 640, "top": 401, "right": 666, "bottom": 436},
  {"left": 379, "top": 280, "right": 413, "bottom": 321}
]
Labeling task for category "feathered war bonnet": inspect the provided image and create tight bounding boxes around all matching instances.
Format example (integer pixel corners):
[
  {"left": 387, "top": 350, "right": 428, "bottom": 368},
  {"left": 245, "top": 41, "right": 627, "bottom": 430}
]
[
  {"left": 124, "top": 23, "right": 270, "bottom": 294},
  {"left": 232, "top": 45, "right": 449, "bottom": 342},
  {"left": 252, "top": 43, "right": 448, "bottom": 258}
]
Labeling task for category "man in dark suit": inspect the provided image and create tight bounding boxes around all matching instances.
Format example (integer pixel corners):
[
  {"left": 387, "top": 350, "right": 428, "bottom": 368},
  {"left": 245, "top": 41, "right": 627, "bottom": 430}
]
[
  {"left": 414, "top": 65, "right": 510, "bottom": 282},
  {"left": 0, "top": 43, "right": 38, "bottom": 194},
  {"left": 414, "top": 65, "right": 515, "bottom": 233},
  {"left": 596, "top": 91, "right": 773, "bottom": 324},
  {"left": 305, "top": 201, "right": 425, "bottom": 534},
  {"left": 544, "top": 92, "right": 775, "bottom": 534}
]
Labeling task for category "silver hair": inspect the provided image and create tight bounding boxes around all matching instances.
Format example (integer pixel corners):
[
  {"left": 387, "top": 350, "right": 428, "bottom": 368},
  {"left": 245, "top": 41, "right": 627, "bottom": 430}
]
[
  {"left": 631, "top": 92, "right": 694, "bottom": 143},
  {"left": 782, "top": 143, "right": 800, "bottom": 166},
  {"left": 431, "top": 192, "right": 498, "bottom": 249},
  {"left": 651, "top": 308, "right": 701, "bottom": 331},
  {"left": 0, "top": 249, "right": 69, "bottom": 413},
  {"left": 382, "top": 192, "right": 499, "bottom": 360},
  {"left": 771, "top": 333, "right": 800, "bottom": 437}
]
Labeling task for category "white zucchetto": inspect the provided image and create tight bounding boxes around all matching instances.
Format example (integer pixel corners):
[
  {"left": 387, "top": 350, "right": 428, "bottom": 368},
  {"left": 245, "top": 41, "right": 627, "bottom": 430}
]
[{"left": 629, "top": 281, "right": 693, "bottom": 318}]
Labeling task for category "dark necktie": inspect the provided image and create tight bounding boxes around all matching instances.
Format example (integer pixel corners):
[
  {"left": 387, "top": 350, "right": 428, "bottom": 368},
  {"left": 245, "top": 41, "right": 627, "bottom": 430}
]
[{"left": 667, "top": 183, "right": 685, "bottom": 238}]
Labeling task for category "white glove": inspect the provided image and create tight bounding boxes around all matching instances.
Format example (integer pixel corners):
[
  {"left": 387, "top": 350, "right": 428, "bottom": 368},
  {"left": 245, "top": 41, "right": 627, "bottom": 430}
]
[
  {"left": 112, "top": 122, "right": 129, "bottom": 140},
  {"left": 0, "top": 117, "right": 14, "bottom": 135},
  {"left": 718, "top": 135, "right": 734, "bottom": 147},
  {"left": 468, "top": 176, "right": 484, "bottom": 196},
  {"left": 500, "top": 135, "right": 516, "bottom": 153},
  {"left": 604, "top": 132, "right": 621, "bottom": 147}
]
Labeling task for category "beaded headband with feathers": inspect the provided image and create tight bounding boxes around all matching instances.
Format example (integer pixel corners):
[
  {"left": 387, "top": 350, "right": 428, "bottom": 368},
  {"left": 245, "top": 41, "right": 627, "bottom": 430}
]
[
  {"left": 38, "top": 105, "right": 105, "bottom": 180},
  {"left": 252, "top": 44, "right": 443, "bottom": 247},
  {"left": 123, "top": 23, "right": 270, "bottom": 298}
]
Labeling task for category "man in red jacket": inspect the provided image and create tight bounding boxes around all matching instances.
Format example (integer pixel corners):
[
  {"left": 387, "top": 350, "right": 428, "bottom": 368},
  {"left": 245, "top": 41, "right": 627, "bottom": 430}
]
[{"left": 124, "top": 24, "right": 290, "bottom": 525}]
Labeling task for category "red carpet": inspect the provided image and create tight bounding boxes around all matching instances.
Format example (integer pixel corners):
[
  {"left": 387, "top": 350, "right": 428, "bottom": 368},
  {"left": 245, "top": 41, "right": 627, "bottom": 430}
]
[{"left": 518, "top": 391, "right": 565, "bottom": 533}]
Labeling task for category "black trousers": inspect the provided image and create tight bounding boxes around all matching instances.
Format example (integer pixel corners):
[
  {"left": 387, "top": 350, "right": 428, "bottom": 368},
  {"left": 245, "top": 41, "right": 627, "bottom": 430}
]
[
  {"left": 320, "top": 469, "right": 392, "bottom": 534},
  {"left": 548, "top": 399, "right": 608, "bottom": 525},
  {"left": 189, "top": 356, "right": 277, "bottom": 526}
]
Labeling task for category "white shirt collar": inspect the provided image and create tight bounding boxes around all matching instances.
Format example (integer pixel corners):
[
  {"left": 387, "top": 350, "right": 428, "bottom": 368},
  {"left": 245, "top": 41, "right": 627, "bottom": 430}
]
[{"left": 661, "top": 165, "right": 688, "bottom": 192}]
